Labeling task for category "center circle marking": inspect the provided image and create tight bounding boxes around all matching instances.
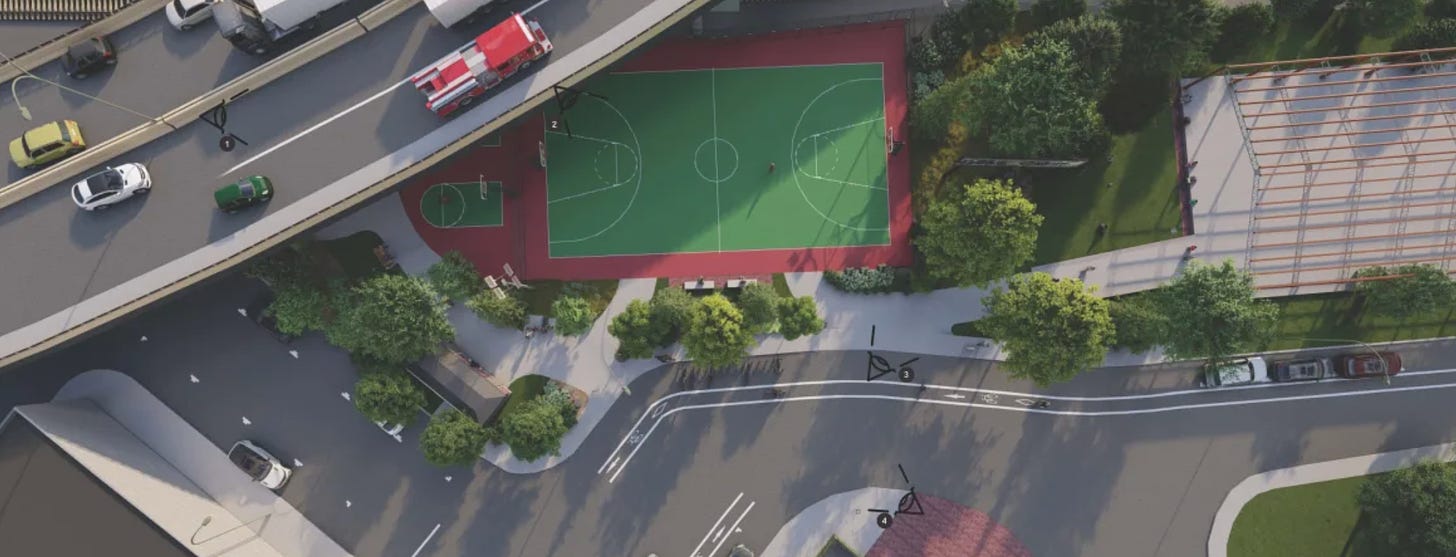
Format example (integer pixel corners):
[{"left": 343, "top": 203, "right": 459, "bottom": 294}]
[{"left": 693, "top": 137, "right": 740, "bottom": 184}]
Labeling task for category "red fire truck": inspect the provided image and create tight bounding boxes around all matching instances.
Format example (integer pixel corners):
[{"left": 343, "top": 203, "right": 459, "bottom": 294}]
[{"left": 409, "top": 14, "right": 553, "bottom": 117}]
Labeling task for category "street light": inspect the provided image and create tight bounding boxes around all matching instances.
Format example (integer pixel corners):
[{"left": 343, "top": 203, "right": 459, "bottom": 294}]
[
  {"left": 0, "top": 49, "right": 174, "bottom": 129},
  {"left": 1283, "top": 336, "right": 1392, "bottom": 386},
  {"left": 191, "top": 513, "right": 272, "bottom": 546}
]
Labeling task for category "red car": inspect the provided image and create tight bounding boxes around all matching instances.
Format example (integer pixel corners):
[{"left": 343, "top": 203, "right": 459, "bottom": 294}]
[{"left": 1337, "top": 351, "right": 1403, "bottom": 379}]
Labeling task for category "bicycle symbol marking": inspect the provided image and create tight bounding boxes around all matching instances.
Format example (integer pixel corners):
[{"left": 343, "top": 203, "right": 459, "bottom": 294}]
[{"left": 980, "top": 393, "right": 999, "bottom": 405}]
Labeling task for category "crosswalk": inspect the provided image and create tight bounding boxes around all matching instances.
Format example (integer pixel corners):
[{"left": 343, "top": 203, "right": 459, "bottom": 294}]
[{"left": 0, "top": 0, "right": 132, "bottom": 21}]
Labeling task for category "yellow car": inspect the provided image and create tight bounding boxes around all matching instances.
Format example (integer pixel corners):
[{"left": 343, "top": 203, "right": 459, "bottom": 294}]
[{"left": 9, "top": 120, "right": 86, "bottom": 170}]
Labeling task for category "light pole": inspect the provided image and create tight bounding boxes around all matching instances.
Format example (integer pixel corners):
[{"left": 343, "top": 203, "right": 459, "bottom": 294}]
[
  {"left": 191, "top": 513, "right": 272, "bottom": 546},
  {"left": 1283, "top": 337, "right": 1391, "bottom": 386},
  {"left": 0, "top": 49, "right": 174, "bottom": 129}
]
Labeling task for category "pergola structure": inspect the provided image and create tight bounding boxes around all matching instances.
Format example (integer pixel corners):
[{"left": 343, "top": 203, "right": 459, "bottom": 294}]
[{"left": 1224, "top": 46, "right": 1456, "bottom": 291}]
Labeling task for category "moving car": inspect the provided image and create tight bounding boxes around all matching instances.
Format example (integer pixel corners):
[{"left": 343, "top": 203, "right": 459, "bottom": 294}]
[
  {"left": 214, "top": 175, "right": 274, "bottom": 212},
  {"left": 1199, "top": 357, "right": 1269, "bottom": 388},
  {"left": 71, "top": 163, "right": 151, "bottom": 211},
  {"left": 1271, "top": 357, "right": 1333, "bottom": 382},
  {"left": 227, "top": 440, "right": 291, "bottom": 490},
  {"left": 1337, "top": 351, "right": 1403, "bottom": 379},
  {"left": 60, "top": 35, "right": 116, "bottom": 79},
  {"left": 166, "top": 0, "right": 215, "bottom": 30},
  {"left": 9, "top": 120, "right": 85, "bottom": 169}
]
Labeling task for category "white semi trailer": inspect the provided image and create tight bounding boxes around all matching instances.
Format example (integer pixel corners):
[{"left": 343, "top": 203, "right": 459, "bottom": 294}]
[
  {"left": 425, "top": 0, "right": 497, "bottom": 28},
  {"left": 212, "top": 0, "right": 349, "bottom": 55}
]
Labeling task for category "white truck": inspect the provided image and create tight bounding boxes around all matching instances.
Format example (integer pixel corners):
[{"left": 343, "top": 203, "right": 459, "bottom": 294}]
[
  {"left": 425, "top": 0, "right": 497, "bottom": 28},
  {"left": 211, "top": 0, "right": 349, "bottom": 55}
]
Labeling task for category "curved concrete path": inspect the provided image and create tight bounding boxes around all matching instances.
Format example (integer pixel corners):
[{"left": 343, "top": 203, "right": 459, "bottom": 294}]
[{"left": 761, "top": 487, "right": 904, "bottom": 557}]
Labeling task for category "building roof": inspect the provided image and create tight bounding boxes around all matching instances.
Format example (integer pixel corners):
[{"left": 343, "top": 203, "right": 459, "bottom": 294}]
[
  {"left": 0, "top": 417, "right": 191, "bottom": 557},
  {"left": 410, "top": 344, "right": 509, "bottom": 423}
]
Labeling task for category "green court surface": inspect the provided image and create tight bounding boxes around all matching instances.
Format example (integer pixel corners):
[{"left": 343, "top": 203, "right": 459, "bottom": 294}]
[
  {"left": 421, "top": 181, "right": 503, "bottom": 228},
  {"left": 544, "top": 64, "right": 890, "bottom": 257}
]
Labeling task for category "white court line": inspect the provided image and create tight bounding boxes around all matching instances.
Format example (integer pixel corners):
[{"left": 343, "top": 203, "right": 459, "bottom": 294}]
[
  {"left": 690, "top": 492, "right": 743, "bottom": 557},
  {"left": 221, "top": 79, "right": 409, "bottom": 177},
  {"left": 707, "top": 501, "right": 755, "bottom": 557},
  {"left": 605, "top": 370, "right": 1456, "bottom": 483},
  {"left": 711, "top": 67, "right": 721, "bottom": 252},
  {"left": 410, "top": 523, "right": 442, "bottom": 557},
  {"left": 549, "top": 182, "right": 623, "bottom": 204}
]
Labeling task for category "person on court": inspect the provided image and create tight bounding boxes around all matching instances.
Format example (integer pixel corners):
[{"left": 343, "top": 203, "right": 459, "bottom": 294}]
[{"left": 769, "top": 162, "right": 776, "bottom": 173}]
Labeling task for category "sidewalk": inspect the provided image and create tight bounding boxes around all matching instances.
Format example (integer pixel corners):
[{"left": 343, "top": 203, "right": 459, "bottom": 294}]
[
  {"left": 760, "top": 487, "right": 904, "bottom": 557},
  {"left": 1207, "top": 442, "right": 1456, "bottom": 557}
]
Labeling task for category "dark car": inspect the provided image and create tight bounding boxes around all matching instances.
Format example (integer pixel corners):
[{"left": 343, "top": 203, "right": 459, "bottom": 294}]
[
  {"left": 61, "top": 35, "right": 116, "bottom": 79},
  {"left": 1337, "top": 351, "right": 1403, "bottom": 379},
  {"left": 214, "top": 175, "right": 274, "bottom": 212},
  {"left": 1272, "top": 358, "right": 1333, "bottom": 382}
]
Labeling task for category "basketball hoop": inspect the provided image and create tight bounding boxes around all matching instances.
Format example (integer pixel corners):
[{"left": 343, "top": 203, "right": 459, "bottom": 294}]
[{"left": 538, "top": 140, "right": 547, "bottom": 169}]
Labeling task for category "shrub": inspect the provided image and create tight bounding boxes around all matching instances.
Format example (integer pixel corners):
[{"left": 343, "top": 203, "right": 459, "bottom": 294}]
[
  {"left": 1032, "top": 0, "right": 1086, "bottom": 25},
  {"left": 353, "top": 370, "right": 426, "bottom": 427},
  {"left": 1270, "top": 0, "right": 1329, "bottom": 21},
  {"left": 956, "top": 0, "right": 1018, "bottom": 53},
  {"left": 497, "top": 397, "right": 569, "bottom": 462},
  {"left": 540, "top": 382, "right": 578, "bottom": 429},
  {"left": 912, "top": 70, "right": 947, "bottom": 102},
  {"left": 1211, "top": 3, "right": 1275, "bottom": 62},
  {"left": 467, "top": 290, "right": 528, "bottom": 329},
  {"left": 426, "top": 251, "right": 482, "bottom": 304},
  {"left": 1353, "top": 264, "right": 1455, "bottom": 319},
  {"left": 609, "top": 299, "right": 656, "bottom": 360},
  {"left": 737, "top": 283, "right": 780, "bottom": 333},
  {"left": 777, "top": 296, "right": 825, "bottom": 341},
  {"left": 909, "top": 35, "right": 946, "bottom": 73},
  {"left": 824, "top": 265, "right": 899, "bottom": 293},
  {"left": 1347, "top": 0, "right": 1422, "bottom": 36},
  {"left": 930, "top": 9, "right": 969, "bottom": 55},
  {"left": 1431, "top": 0, "right": 1456, "bottom": 20},
  {"left": 648, "top": 287, "right": 695, "bottom": 346},
  {"left": 551, "top": 295, "right": 595, "bottom": 336},
  {"left": 1395, "top": 19, "right": 1456, "bottom": 51},
  {"left": 419, "top": 409, "right": 489, "bottom": 467}
]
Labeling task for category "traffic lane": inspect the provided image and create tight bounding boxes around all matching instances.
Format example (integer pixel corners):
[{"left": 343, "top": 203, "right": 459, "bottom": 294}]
[
  {"left": 1, "top": 11, "right": 254, "bottom": 186},
  {"left": 0, "top": 21, "right": 79, "bottom": 54}
]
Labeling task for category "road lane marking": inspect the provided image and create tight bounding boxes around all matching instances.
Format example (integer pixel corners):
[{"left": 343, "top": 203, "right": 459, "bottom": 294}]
[
  {"left": 706, "top": 501, "right": 755, "bottom": 557},
  {"left": 410, "top": 523, "right": 442, "bottom": 557},
  {"left": 521, "top": 0, "right": 552, "bottom": 14},
  {"left": 608, "top": 376, "right": 1456, "bottom": 483},
  {"left": 690, "top": 493, "right": 742, "bottom": 557},
  {"left": 220, "top": 79, "right": 409, "bottom": 177}
]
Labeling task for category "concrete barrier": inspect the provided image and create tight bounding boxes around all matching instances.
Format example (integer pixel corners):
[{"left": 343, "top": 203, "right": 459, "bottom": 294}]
[
  {"left": 0, "top": 0, "right": 419, "bottom": 211},
  {"left": 0, "top": 0, "right": 167, "bottom": 83}
]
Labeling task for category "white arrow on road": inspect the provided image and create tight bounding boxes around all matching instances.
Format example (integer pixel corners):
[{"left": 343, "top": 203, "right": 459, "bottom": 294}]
[
  {"left": 945, "top": 393, "right": 967, "bottom": 400},
  {"left": 237, "top": 308, "right": 248, "bottom": 317},
  {"left": 444, "top": 476, "right": 452, "bottom": 482},
  {"left": 289, "top": 350, "right": 300, "bottom": 359},
  {"left": 292, "top": 458, "right": 303, "bottom": 467},
  {"left": 345, "top": 500, "right": 352, "bottom": 508},
  {"left": 241, "top": 417, "right": 252, "bottom": 426},
  {"left": 139, "top": 336, "right": 148, "bottom": 342},
  {"left": 341, "top": 392, "right": 352, "bottom": 401},
  {"left": 190, "top": 374, "right": 200, "bottom": 384}
]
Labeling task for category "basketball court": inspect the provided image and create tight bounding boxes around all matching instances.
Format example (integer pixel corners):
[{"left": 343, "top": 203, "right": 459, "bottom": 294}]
[
  {"left": 542, "top": 63, "right": 892, "bottom": 258},
  {"left": 419, "top": 180, "right": 505, "bottom": 228}
]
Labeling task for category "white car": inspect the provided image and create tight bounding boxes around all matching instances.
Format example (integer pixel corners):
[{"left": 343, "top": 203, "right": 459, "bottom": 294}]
[
  {"left": 227, "top": 440, "right": 292, "bottom": 490},
  {"left": 165, "top": 0, "right": 214, "bottom": 30},
  {"left": 1199, "top": 356, "right": 1270, "bottom": 388},
  {"left": 71, "top": 162, "right": 150, "bottom": 211}
]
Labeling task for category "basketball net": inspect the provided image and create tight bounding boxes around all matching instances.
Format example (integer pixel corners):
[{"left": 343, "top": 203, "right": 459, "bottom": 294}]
[{"left": 538, "top": 140, "right": 547, "bottom": 169}]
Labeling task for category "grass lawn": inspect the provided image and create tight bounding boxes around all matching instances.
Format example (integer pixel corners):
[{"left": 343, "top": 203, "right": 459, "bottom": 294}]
[
  {"left": 1228, "top": 475, "right": 1382, "bottom": 557},
  {"left": 1263, "top": 292, "right": 1456, "bottom": 351},
  {"left": 771, "top": 273, "right": 793, "bottom": 298},
  {"left": 520, "top": 279, "right": 619, "bottom": 317},
  {"left": 492, "top": 374, "right": 550, "bottom": 424}
]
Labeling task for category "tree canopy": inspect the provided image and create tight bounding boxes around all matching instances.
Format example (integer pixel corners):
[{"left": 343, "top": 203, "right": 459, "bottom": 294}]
[
  {"left": 327, "top": 274, "right": 455, "bottom": 365},
  {"left": 467, "top": 290, "right": 528, "bottom": 330},
  {"left": 648, "top": 287, "right": 696, "bottom": 346},
  {"left": 497, "top": 397, "right": 570, "bottom": 462},
  {"left": 1029, "top": 15, "right": 1123, "bottom": 95},
  {"left": 426, "top": 251, "right": 482, "bottom": 304},
  {"left": 1105, "top": 0, "right": 1222, "bottom": 77},
  {"left": 1358, "top": 460, "right": 1456, "bottom": 555},
  {"left": 1347, "top": 0, "right": 1422, "bottom": 36},
  {"left": 419, "top": 409, "right": 489, "bottom": 467},
  {"left": 737, "top": 283, "right": 780, "bottom": 333},
  {"left": 609, "top": 299, "right": 657, "bottom": 360},
  {"left": 1031, "top": 0, "right": 1086, "bottom": 26},
  {"left": 266, "top": 285, "right": 334, "bottom": 336},
  {"left": 353, "top": 370, "right": 426, "bottom": 427},
  {"left": 681, "top": 294, "right": 755, "bottom": 369},
  {"left": 1353, "top": 264, "right": 1455, "bottom": 319},
  {"left": 967, "top": 39, "right": 1106, "bottom": 158},
  {"left": 956, "top": 0, "right": 1018, "bottom": 53},
  {"left": 1153, "top": 260, "right": 1278, "bottom": 363},
  {"left": 916, "top": 179, "right": 1043, "bottom": 288},
  {"left": 776, "top": 296, "right": 825, "bottom": 341},
  {"left": 979, "top": 273, "right": 1115, "bottom": 385},
  {"left": 1108, "top": 294, "right": 1167, "bottom": 354},
  {"left": 551, "top": 295, "right": 596, "bottom": 336}
]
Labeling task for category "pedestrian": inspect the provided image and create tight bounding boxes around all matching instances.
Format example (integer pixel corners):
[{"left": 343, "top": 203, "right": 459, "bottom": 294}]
[{"left": 768, "top": 162, "right": 776, "bottom": 173}]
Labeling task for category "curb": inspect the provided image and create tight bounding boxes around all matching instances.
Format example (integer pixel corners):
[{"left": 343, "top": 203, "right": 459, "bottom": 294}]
[{"left": 1207, "top": 442, "right": 1456, "bottom": 557}]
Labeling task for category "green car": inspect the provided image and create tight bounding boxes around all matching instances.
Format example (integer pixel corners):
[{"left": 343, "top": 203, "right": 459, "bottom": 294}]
[
  {"left": 214, "top": 175, "right": 274, "bottom": 213},
  {"left": 9, "top": 120, "right": 86, "bottom": 169}
]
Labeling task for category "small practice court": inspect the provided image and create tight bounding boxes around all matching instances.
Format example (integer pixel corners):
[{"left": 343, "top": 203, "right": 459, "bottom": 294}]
[
  {"left": 419, "top": 180, "right": 505, "bottom": 228},
  {"left": 543, "top": 63, "right": 892, "bottom": 258}
]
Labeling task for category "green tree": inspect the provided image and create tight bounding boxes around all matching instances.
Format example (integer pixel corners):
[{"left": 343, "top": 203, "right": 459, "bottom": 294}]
[
  {"left": 426, "top": 251, "right": 482, "bottom": 304},
  {"left": 968, "top": 39, "right": 1106, "bottom": 157},
  {"left": 682, "top": 294, "right": 755, "bottom": 369},
  {"left": 266, "top": 285, "right": 334, "bottom": 335},
  {"left": 1211, "top": 3, "right": 1275, "bottom": 62},
  {"left": 979, "top": 273, "right": 1115, "bottom": 386},
  {"left": 467, "top": 290, "right": 528, "bottom": 329},
  {"left": 737, "top": 283, "right": 780, "bottom": 333},
  {"left": 551, "top": 295, "right": 595, "bottom": 336},
  {"left": 246, "top": 242, "right": 316, "bottom": 290},
  {"left": 911, "top": 74, "right": 974, "bottom": 141},
  {"left": 1029, "top": 15, "right": 1124, "bottom": 94},
  {"left": 1032, "top": 0, "right": 1086, "bottom": 25},
  {"left": 648, "top": 287, "right": 696, "bottom": 346},
  {"left": 609, "top": 299, "right": 657, "bottom": 360},
  {"left": 540, "top": 382, "right": 579, "bottom": 428},
  {"left": 419, "top": 409, "right": 489, "bottom": 467},
  {"left": 1108, "top": 294, "right": 1167, "bottom": 353},
  {"left": 956, "top": 0, "right": 1018, "bottom": 52},
  {"left": 916, "top": 179, "right": 1044, "bottom": 287},
  {"left": 1395, "top": 19, "right": 1456, "bottom": 51},
  {"left": 1353, "top": 264, "right": 1455, "bottom": 319},
  {"left": 1347, "top": 0, "right": 1422, "bottom": 36},
  {"left": 327, "top": 274, "right": 455, "bottom": 365},
  {"left": 353, "top": 370, "right": 425, "bottom": 427},
  {"left": 1153, "top": 259, "right": 1278, "bottom": 364},
  {"left": 776, "top": 296, "right": 825, "bottom": 341},
  {"left": 497, "top": 398, "right": 569, "bottom": 462},
  {"left": 1270, "top": 0, "right": 1329, "bottom": 21},
  {"left": 1106, "top": 0, "right": 1222, "bottom": 76},
  {"left": 1358, "top": 460, "right": 1456, "bottom": 555}
]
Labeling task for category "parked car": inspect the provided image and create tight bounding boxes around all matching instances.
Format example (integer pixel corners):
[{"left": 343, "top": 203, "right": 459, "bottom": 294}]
[
  {"left": 9, "top": 120, "right": 85, "bottom": 169},
  {"left": 1337, "top": 351, "right": 1403, "bottom": 379},
  {"left": 728, "top": 545, "right": 754, "bottom": 557},
  {"left": 227, "top": 440, "right": 291, "bottom": 490},
  {"left": 214, "top": 175, "right": 274, "bottom": 212},
  {"left": 71, "top": 163, "right": 151, "bottom": 211},
  {"left": 1199, "top": 357, "right": 1269, "bottom": 388},
  {"left": 243, "top": 291, "right": 295, "bottom": 344},
  {"left": 1272, "top": 358, "right": 1333, "bottom": 382},
  {"left": 166, "top": 0, "right": 215, "bottom": 30},
  {"left": 61, "top": 35, "right": 116, "bottom": 79}
]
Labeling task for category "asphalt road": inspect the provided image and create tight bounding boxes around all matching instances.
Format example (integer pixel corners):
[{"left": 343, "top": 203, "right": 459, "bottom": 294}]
[
  {"left": 5, "top": 270, "right": 1456, "bottom": 556},
  {"left": 0, "top": 0, "right": 654, "bottom": 343}
]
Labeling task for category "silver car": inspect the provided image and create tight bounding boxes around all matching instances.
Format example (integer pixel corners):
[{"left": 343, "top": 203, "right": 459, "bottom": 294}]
[{"left": 71, "top": 162, "right": 150, "bottom": 211}]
